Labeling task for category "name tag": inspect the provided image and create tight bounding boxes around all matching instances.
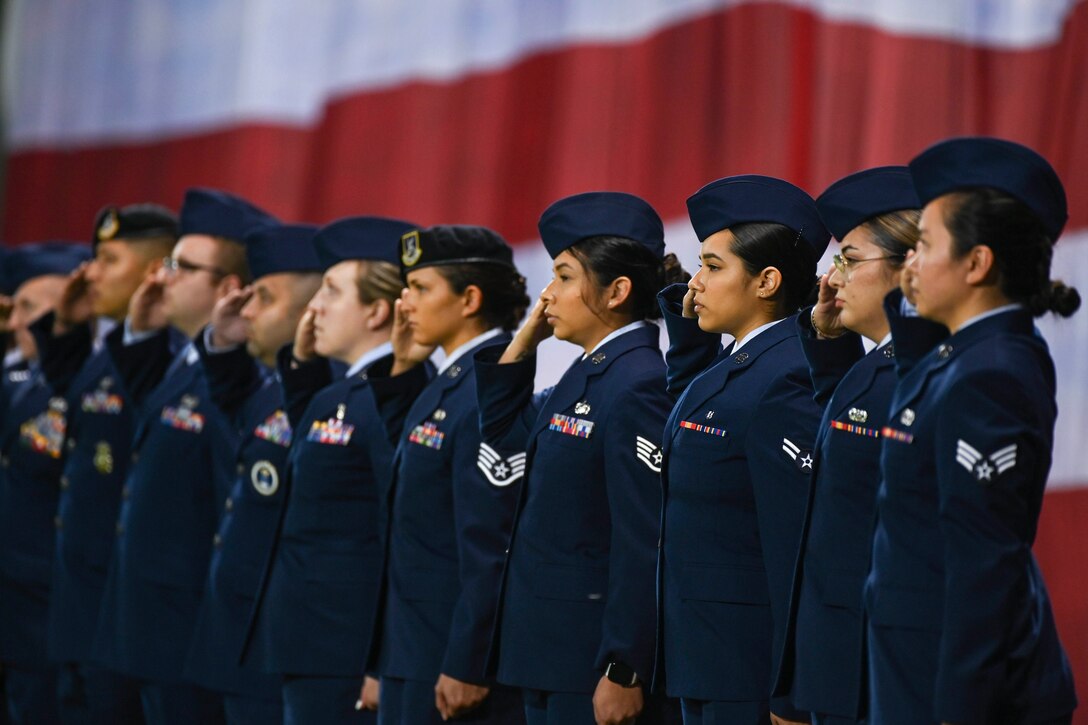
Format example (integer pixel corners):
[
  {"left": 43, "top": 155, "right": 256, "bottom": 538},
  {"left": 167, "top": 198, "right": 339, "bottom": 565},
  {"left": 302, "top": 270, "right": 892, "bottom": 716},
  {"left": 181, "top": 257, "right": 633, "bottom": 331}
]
[
  {"left": 409, "top": 422, "right": 445, "bottom": 450},
  {"left": 549, "top": 414, "right": 594, "bottom": 439}
]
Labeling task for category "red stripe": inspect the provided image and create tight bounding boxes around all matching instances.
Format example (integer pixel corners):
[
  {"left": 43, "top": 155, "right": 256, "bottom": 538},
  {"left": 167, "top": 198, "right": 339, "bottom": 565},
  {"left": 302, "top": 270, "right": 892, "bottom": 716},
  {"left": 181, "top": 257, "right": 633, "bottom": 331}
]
[
  {"left": 4, "top": 3, "right": 1088, "bottom": 244},
  {"left": 1035, "top": 486, "right": 1088, "bottom": 724}
]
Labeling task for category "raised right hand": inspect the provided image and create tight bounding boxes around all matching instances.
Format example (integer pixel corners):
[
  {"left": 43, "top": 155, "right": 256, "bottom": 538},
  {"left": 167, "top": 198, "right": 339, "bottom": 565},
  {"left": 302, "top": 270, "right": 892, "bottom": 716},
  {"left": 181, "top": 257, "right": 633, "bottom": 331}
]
[
  {"left": 390, "top": 291, "right": 436, "bottom": 375},
  {"left": 210, "top": 286, "right": 253, "bottom": 348},
  {"left": 681, "top": 286, "right": 698, "bottom": 319},
  {"left": 128, "top": 269, "right": 168, "bottom": 333},
  {"left": 811, "top": 272, "right": 845, "bottom": 339},
  {"left": 499, "top": 297, "right": 552, "bottom": 363},
  {"left": 54, "top": 262, "right": 94, "bottom": 334},
  {"left": 292, "top": 308, "right": 318, "bottom": 363}
]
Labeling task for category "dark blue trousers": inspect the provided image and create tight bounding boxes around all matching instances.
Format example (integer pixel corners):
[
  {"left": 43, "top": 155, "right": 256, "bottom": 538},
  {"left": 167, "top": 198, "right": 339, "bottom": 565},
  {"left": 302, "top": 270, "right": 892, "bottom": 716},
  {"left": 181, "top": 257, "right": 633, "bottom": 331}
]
[
  {"left": 679, "top": 697, "right": 769, "bottom": 725},
  {"left": 56, "top": 662, "right": 144, "bottom": 725},
  {"left": 282, "top": 675, "right": 375, "bottom": 725},
  {"left": 3, "top": 664, "right": 60, "bottom": 725}
]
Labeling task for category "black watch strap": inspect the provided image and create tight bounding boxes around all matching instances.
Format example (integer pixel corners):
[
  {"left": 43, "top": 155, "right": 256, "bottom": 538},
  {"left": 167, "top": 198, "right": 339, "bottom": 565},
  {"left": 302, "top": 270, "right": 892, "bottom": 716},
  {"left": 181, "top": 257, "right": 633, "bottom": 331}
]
[{"left": 604, "top": 660, "right": 639, "bottom": 688}]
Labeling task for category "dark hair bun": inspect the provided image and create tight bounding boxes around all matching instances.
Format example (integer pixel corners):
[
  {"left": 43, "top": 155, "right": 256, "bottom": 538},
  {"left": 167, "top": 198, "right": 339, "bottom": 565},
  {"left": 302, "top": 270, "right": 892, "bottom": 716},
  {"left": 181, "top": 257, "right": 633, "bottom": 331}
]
[
  {"left": 662, "top": 253, "right": 690, "bottom": 286},
  {"left": 1049, "top": 281, "right": 1081, "bottom": 317}
]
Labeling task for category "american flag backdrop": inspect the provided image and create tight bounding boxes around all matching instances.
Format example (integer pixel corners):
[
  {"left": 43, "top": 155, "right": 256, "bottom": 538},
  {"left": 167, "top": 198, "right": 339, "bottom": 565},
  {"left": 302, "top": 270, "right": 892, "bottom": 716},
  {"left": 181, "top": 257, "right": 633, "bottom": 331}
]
[{"left": 3, "top": 1, "right": 1087, "bottom": 717}]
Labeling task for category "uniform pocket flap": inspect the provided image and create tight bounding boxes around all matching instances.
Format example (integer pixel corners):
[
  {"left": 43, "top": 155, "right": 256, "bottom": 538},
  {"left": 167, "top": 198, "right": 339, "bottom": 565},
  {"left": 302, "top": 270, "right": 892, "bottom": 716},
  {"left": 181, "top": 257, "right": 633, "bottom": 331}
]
[
  {"left": 679, "top": 564, "right": 769, "bottom": 605},
  {"left": 533, "top": 564, "right": 608, "bottom": 602}
]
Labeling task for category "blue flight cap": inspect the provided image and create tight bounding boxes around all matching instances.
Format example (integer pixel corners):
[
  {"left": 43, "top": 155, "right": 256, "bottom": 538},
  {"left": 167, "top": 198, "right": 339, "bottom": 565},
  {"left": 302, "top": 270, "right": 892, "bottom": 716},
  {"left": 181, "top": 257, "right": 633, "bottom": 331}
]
[
  {"left": 909, "top": 137, "right": 1068, "bottom": 239},
  {"left": 537, "top": 191, "right": 665, "bottom": 259},
  {"left": 1, "top": 242, "right": 92, "bottom": 296},
  {"left": 178, "top": 188, "right": 279, "bottom": 242},
  {"left": 816, "top": 166, "right": 920, "bottom": 242},
  {"left": 687, "top": 174, "right": 831, "bottom": 257},
  {"left": 314, "top": 216, "right": 418, "bottom": 270},
  {"left": 243, "top": 223, "right": 321, "bottom": 281}
]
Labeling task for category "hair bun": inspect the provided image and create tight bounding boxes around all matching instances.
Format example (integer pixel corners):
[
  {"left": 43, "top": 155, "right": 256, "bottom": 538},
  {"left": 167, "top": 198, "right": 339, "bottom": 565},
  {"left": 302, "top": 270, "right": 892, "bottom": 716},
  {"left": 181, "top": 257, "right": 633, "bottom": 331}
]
[
  {"left": 662, "top": 252, "right": 690, "bottom": 286},
  {"left": 1049, "top": 280, "right": 1081, "bottom": 317}
]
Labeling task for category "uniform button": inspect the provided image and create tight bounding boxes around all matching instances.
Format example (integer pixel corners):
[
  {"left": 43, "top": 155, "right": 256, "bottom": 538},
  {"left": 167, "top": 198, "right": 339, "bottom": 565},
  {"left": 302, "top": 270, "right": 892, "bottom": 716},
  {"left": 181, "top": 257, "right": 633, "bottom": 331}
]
[
  {"left": 131, "top": 452, "right": 139, "bottom": 464},
  {"left": 54, "top": 515, "right": 63, "bottom": 530},
  {"left": 121, "top": 486, "right": 131, "bottom": 500},
  {"left": 236, "top": 463, "right": 245, "bottom": 475},
  {"left": 0, "top": 456, "right": 8, "bottom": 468},
  {"left": 67, "top": 438, "right": 77, "bottom": 451},
  {"left": 224, "top": 498, "right": 234, "bottom": 512},
  {"left": 59, "top": 476, "right": 70, "bottom": 490},
  {"left": 504, "top": 547, "right": 510, "bottom": 554},
  {"left": 115, "top": 523, "right": 124, "bottom": 536},
  {"left": 213, "top": 534, "right": 223, "bottom": 548}
]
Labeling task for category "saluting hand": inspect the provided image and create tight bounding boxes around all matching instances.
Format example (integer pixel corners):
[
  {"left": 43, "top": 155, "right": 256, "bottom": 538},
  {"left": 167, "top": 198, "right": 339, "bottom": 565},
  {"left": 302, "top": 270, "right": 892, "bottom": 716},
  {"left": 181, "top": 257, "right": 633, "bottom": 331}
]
[
  {"left": 499, "top": 296, "right": 552, "bottom": 363},
  {"left": 592, "top": 676, "right": 643, "bottom": 725},
  {"left": 0, "top": 295, "right": 13, "bottom": 335},
  {"left": 681, "top": 286, "right": 698, "bottom": 319},
  {"left": 899, "top": 249, "right": 918, "bottom": 306},
  {"left": 434, "top": 674, "right": 489, "bottom": 720},
  {"left": 390, "top": 291, "right": 436, "bottom": 375},
  {"left": 53, "top": 261, "right": 95, "bottom": 334},
  {"left": 292, "top": 308, "right": 318, "bottom": 363},
  {"left": 811, "top": 272, "right": 845, "bottom": 339},
  {"left": 770, "top": 713, "right": 809, "bottom": 725},
  {"left": 128, "top": 268, "right": 168, "bottom": 333},
  {"left": 209, "top": 286, "right": 253, "bottom": 348}
]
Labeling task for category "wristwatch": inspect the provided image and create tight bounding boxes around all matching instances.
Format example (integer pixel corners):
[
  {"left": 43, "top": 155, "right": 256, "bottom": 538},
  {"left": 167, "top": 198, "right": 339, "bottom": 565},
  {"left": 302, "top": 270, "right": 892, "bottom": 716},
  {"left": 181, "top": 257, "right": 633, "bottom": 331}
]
[{"left": 604, "top": 660, "right": 639, "bottom": 688}]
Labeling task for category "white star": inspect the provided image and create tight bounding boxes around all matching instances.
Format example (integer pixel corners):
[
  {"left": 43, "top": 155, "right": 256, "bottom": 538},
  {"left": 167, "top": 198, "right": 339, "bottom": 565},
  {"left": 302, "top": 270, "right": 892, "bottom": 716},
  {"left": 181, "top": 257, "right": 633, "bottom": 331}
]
[
  {"left": 653, "top": 450, "right": 663, "bottom": 465},
  {"left": 494, "top": 462, "right": 509, "bottom": 479},
  {"left": 799, "top": 453, "right": 813, "bottom": 469},
  {"left": 975, "top": 460, "right": 994, "bottom": 481}
]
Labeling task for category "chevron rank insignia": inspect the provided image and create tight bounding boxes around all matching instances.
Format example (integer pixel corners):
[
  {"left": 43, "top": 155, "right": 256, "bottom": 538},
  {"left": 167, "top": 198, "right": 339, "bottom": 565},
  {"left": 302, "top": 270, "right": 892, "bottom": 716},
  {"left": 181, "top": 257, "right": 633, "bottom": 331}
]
[
  {"left": 956, "top": 440, "right": 1017, "bottom": 483},
  {"left": 477, "top": 443, "right": 526, "bottom": 487},
  {"left": 635, "top": 436, "right": 663, "bottom": 473},
  {"left": 782, "top": 437, "right": 814, "bottom": 471},
  {"left": 254, "top": 410, "right": 292, "bottom": 447}
]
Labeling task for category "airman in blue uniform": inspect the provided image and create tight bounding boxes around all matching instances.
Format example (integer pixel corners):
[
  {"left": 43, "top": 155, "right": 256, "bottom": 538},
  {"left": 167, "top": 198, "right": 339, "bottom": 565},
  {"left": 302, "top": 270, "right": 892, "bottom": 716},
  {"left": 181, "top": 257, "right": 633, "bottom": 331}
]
[
  {"left": 365, "top": 224, "right": 528, "bottom": 724},
  {"left": 477, "top": 194, "right": 683, "bottom": 725},
  {"left": 241, "top": 215, "right": 414, "bottom": 725},
  {"left": 31, "top": 204, "right": 178, "bottom": 725},
  {"left": 655, "top": 176, "right": 828, "bottom": 724},
  {"left": 184, "top": 222, "right": 322, "bottom": 724},
  {"left": 0, "top": 242, "right": 92, "bottom": 725},
  {"left": 770, "top": 168, "right": 946, "bottom": 725},
  {"left": 94, "top": 188, "right": 275, "bottom": 725},
  {"left": 865, "top": 138, "right": 1079, "bottom": 724}
]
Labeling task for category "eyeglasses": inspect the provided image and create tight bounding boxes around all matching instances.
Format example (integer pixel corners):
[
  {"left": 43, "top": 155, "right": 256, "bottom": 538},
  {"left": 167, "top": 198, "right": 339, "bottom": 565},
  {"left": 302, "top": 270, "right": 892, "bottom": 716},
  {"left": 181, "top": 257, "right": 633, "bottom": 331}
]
[
  {"left": 832, "top": 253, "right": 903, "bottom": 279},
  {"left": 162, "top": 256, "right": 226, "bottom": 277}
]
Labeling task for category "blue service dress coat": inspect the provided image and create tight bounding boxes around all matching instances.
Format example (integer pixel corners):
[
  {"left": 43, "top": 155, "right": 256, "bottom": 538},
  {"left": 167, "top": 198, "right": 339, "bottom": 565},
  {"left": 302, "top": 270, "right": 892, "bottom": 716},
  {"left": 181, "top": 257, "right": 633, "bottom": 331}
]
[
  {"left": 655, "top": 284, "right": 822, "bottom": 711},
  {"left": 771, "top": 301, "right": 947, "bottom": 720},
  {"left": 865, "top": 303, "right": 1078, "bottom": 725},
  {"left": 367, "top": 333, "right": 522, "bottom": 686},
  {"left": 26, "top": 314, "right": 138, "bottom": 665},
  {"left": 479, "top": 324, "right": 672, "bottom": 693},
  {"left": 242, "top": 348, "right": 394, "bottom": 677},
  {"left": 94, "top": 326, "right": 238, "bottom": 682},
  {"left": 0, "top": 367, "right": 67, "bottom": 667},
  {"left": 183, "top": 332, "right": 289, "bottom": 699}
]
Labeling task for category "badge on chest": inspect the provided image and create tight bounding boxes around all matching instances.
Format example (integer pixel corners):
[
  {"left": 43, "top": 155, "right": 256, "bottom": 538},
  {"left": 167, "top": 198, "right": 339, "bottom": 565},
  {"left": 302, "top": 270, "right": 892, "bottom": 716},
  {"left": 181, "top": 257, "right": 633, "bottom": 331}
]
[
  {"left": 408, "top": 408, "right": 448, "bottom": 450},
  {"left": 307, "top": 405, "right": 354, "bottom": 446},
  {"left": 82, "top": 378, "right": 123, "bottom": 414},
  {"left": 20, "top": 398, "right": 67, "bottom": 459},
  {"left": 254, "top": 410, "right": 292, "bottom": 447},
  {"left": 549, "top": 413, "right": 594, "bottom": 439},
  {"left": 161, "top": 395, "right": 204, "bottom": 434}
]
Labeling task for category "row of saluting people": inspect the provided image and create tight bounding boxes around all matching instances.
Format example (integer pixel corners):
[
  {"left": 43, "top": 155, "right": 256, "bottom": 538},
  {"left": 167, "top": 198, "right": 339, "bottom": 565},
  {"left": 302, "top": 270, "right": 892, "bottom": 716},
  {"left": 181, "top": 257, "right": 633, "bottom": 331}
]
[{"left": 0, "top": 135, "right": 1079, "bottom": 725}]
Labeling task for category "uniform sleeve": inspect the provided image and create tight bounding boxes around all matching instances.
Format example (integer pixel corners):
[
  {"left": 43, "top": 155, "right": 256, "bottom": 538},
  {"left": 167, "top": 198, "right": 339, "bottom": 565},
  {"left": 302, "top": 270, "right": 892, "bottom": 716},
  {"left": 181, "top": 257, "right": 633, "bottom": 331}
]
[
  {"left": 367, "top": 359, "right": 433, "bottom": 446},
  {"left": 474, "top": 346, "right": 549, "bottom": 451},
  {"left": 592, "top": 375, "right": 673, "bottom": 682},
  {"left": 746, "top": 364, "right": 822, "bottom": 716},
  {"left": 440, "top": 406, "right": 522, "bottom": 683},
  {"left": 795, "top": 310, "right": 866, "bottom": 408},
  {"left": 194, "top": 325, "right": 267, "bottom": 421},
  {"left": 932, "top": 369, "right": 1050, "bottom": 724},
  {"left": 658, "top": 283, "right": 724, "bottom": 396},
  {"left": 275, "top": 343, "right": 334, "bottom": 429},
  {"left": 105, "top": 322, "right": 175, "bottom": 408},
  {"left": 28, "top": 311, "right": 93, "bottom": 395},
  {"left": 883, "top": 290, "right": 948, "bottom": 378}
]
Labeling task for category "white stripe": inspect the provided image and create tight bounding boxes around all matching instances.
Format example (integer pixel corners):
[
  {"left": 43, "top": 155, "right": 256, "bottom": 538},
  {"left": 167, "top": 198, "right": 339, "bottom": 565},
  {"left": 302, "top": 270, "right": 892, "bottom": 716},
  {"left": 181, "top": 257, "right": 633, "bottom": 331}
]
[
  {"left": 956, "top": 440, "right": 983, "bottom": 464},
  {"left": 4, "top": 0, "right": 1077, "bottom": 148},
  {"left": 478, "top": 443, "right": 500, "bottom": 464}
]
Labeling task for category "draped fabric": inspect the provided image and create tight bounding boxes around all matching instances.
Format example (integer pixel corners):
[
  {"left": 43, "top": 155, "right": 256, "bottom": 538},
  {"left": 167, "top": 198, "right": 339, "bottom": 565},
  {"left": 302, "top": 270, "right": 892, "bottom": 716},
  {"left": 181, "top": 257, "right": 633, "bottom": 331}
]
[{"left": 3, "top": 1, "right": 1086, "bottom": 718}]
